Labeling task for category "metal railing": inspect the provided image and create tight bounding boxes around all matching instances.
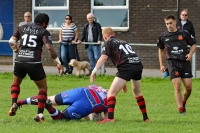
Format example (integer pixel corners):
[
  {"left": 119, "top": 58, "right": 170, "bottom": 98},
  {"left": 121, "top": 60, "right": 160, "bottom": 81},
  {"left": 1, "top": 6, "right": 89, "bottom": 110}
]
[{"left": 0, "top": 40, "right": 198, "bottom": 78}]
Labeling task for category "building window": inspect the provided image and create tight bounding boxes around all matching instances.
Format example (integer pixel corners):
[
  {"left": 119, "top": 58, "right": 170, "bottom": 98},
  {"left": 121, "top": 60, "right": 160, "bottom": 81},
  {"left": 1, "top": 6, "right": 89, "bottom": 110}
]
[
  {"left": 91, "top": 0, "right": 129, "bottom": 31},
  {"left": 32, "top": 0, "right": 69, "bottom": 29}
]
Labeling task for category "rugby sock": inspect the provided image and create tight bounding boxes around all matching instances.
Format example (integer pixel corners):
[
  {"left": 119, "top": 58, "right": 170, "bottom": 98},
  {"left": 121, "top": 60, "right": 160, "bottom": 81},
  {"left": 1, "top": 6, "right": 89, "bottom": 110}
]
[
  {"left": 18, "top": 95, "right": 38, "bottom": 105},
  {"left": 45, "top": 106, "right": 62, "bottom": 120},
  {"left": 183, "top": 101, "right": 186, "bottom": 108},
  {"left": 179, "top": 107, "right": 185, "bottom": 113},
  {"left": 107, "top": 96, "right": 116, "bottom": 119},
  {"left": 37, "top": 90, "right": 47, "bottom": 114},
  {"left": 11, "top": 82, "right": 20, "bottom": 104},
  {"left": 136, "top": 96, "right": 149, "bottom": 121}
]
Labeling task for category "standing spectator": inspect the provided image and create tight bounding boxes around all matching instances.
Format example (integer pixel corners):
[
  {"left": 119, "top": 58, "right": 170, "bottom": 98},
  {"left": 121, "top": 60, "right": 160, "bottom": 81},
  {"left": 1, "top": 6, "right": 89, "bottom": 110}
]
[
  {"left": 90, "top": 27, "right": 150, "bottom": 124},
  {"left": 78, "top": 13, "right": 102, "bottom": 75},
  {"left": 19, "top": 12, "right": 33, "bottom": 26},
  {"left": 8, "top": 13, "right": 64, "bottom": 122},
  {"left": 177, "top": 9, "right": 195, "bottom": 37},
  {"left": 58, "top": 15, "right": 79, "bottom": 74},
  {"left": 157, "top": 15, "right": 196, "bottom": 114},
  {"left": 163, "top": 9, "right": 195, "bottom": 78}
]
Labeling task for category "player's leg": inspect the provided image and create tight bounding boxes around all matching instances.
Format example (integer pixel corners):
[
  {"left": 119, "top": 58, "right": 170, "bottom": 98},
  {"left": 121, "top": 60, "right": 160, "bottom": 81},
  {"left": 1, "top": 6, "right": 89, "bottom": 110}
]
[
  {"left": 18, "top": 95, "right": 57, "bottom": 106},
  {"left": 33, "top": 78, "right": 47, "bottom": 122},
  {"left": 8, "top": 62, "right": 26, "bottom": 116},
  {"left": 172, "top": 78, "right": 185, "bottom": 114},
  {"left": 28, "top": 63, "right": 47, "bottom": 122},
  {"left": 181, "top": 61, "right": 193, "bottom": 111},
  {"left": 131, "top": 79, "right": 149, "bottom": 122},
  {"left": 99, "top": 77, "right": 126, "bottom": 124},
  {"left": 168, "top": 60, "right": 185, "bottom": 114},
  {"left": 182, "top": 78, "right": 192, "bottom": 110}
]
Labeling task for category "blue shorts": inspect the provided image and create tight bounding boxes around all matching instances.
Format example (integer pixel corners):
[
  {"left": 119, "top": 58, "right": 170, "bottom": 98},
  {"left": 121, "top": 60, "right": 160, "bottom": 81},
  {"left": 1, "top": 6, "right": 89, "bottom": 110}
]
[{"left": 56, "top": 88, "right": 93, "bottom": 119}]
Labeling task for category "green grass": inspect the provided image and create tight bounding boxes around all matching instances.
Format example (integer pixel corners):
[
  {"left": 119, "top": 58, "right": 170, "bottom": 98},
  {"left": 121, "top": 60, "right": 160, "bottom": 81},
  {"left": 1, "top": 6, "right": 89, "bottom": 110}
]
[{"left": 0, "top": 73, "right": 200, "bottom": 133}]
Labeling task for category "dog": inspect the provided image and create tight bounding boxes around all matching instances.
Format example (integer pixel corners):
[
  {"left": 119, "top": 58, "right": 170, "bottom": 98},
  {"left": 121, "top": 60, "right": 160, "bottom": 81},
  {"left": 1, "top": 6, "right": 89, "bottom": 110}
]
[{"left": 68, "top": 59, "right": 90, "bottom": 76}]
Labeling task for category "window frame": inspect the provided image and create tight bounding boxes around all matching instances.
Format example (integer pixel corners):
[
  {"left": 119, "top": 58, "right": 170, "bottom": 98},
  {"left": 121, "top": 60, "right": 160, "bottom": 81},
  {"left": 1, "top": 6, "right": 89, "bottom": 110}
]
[
  {"left": 91, "top": 0, "right": 129, "bottom": 31},
  {"left": 32, "top": 0, "right": 69, "bottom": 30}
]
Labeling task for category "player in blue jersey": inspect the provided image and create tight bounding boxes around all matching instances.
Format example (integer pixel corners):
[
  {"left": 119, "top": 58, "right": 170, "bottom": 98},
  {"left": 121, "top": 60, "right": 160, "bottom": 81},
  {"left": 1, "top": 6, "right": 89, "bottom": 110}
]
[{"left": 17, "top": 85, "right": 108, "bottom": 121}]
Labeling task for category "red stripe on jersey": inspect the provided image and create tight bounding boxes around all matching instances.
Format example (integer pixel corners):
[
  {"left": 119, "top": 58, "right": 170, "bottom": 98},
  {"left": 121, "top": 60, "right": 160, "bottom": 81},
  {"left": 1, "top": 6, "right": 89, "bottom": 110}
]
[{"left": 89, "top": 89, "right": 100, "bottom": 104}]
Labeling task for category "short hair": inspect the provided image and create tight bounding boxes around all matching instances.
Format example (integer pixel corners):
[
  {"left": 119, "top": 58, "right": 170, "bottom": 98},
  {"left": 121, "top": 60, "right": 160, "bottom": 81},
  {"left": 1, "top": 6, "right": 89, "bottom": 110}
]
[
  {"left": 181, "top": 9, "right": 188, "bottom": 14},
  {"left": 34, "top": 13, "right": 49, "bottom": 25},
  {"left": 87, "top": 13, "right": 94, "bottom": 18},
  {"left": 102, "top": 27, "right": 114, "bottom": 36},
  {"left": 164, "top": 15, "right": 176, "bottom": 21}
]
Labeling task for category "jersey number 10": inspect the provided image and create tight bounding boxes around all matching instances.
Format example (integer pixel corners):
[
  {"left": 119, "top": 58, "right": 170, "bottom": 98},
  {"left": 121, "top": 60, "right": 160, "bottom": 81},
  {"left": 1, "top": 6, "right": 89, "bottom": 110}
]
[{"left": 119, "top": 44, "right": 135, "bottom": 54}]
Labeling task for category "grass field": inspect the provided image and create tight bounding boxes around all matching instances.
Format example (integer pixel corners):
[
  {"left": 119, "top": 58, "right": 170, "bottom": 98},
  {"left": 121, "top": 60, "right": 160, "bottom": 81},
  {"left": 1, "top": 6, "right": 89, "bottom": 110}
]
[{"left": 0, "top": 73, "right": 200, "bottom": 133}]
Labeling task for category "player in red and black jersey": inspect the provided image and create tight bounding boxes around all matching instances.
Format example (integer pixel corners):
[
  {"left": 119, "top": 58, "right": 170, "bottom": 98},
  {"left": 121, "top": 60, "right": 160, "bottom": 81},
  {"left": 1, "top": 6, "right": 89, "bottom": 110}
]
[
  {"left": 157, "top": 15, "right": 196, "bottom": 114},
  {"left": 90, "top": 27, "right": 150, "bottom": 123},
  {"left": 8, "top": 13, "right": 64, "bottom": 122}
]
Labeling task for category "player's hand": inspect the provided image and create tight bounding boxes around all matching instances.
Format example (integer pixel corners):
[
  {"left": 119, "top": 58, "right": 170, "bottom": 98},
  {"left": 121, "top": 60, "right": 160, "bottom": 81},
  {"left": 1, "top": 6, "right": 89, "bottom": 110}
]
[
  {"left": 160, "top": 65, "right": 165, "bottom": 73},
  {"left": 90, "top": 72, "right": 96, "bottom": 83},
  {"left": 186, "top": 54, "right": 192, "bottom": 61},
  {"left": 57, "top": 64, "right": 64, "bottom": 75},
  {"left": 122, "top": 85, "right": 127, "bottom": 93}
]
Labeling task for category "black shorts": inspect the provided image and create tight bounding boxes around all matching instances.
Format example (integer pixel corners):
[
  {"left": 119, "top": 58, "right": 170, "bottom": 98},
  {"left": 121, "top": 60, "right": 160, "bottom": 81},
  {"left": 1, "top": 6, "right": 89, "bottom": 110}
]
[
  {"left": 167, "top": 60, "right": 192, "bottom": 79},
  {"left": 116, "top": 63, "right": 143, "bottom": 81},
  {"left": 14, "top": 62, "right": 46, "bottom": 81}
]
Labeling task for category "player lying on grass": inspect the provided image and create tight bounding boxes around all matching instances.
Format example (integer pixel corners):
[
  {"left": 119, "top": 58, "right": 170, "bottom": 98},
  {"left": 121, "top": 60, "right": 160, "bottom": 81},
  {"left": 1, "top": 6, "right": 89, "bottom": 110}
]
[{"left": 17, "top": 85, "right": 108, "bottom": 121}]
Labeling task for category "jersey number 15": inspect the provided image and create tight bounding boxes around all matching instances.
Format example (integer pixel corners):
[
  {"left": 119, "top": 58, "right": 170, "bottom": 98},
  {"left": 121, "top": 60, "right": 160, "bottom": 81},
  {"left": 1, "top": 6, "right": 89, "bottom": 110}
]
[{"left": 22, "top": 34, "right": 37, "bottom": 47}]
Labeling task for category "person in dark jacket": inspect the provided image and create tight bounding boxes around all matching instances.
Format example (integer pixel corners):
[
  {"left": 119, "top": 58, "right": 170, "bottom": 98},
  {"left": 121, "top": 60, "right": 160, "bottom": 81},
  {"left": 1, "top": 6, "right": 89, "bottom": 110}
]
[
  {"left": 78, "top": 13, "right": 102, "bottom": 74},
  {"left": 176, "top": 9, "right": 195, "bottom": 38},
  {"left": 163, "top": 9, "right": 195, "bottom": 78}
]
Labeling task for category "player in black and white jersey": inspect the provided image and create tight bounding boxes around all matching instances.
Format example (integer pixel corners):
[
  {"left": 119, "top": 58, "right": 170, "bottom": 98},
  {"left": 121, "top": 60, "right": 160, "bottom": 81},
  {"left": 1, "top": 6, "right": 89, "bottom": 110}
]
[
  {"left": 90, "top": 27, "right": 150, "bottom": 124},
  {"left": 8, "top": 13, "right": 64, "bottom": 122},
  {"left": 157, "top": 15, "right": 196, "bottom": 114}
]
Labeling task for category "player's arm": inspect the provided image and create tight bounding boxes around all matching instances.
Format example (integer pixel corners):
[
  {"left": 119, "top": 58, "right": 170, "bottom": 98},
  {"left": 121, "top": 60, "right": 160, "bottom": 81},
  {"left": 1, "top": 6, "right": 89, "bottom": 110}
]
[
  {"left": 186, "top": 44, "right": 196, "bottom": 61},
  {"left": 90, "top": 55, "right": 108, "bottom": 83},
  {"left": 158, "top": 48, "right": 165, "bottom": 72},
  {"left": 9, "top": 36, "right": 19, "bottom": 53},
  {"left": 93, "top": 55, "right": 108, "bottom": 72},
  {"left": 42, "top": 32, "right": 64, "bottom": 74},
  {"left": 9, "top": 28, "right": 20, "bottom": 53}
]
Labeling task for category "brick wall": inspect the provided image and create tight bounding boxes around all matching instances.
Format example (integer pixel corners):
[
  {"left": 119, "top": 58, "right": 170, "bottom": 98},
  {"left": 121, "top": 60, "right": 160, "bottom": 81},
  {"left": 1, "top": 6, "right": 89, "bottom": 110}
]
[{"left": 1, "top": 0, "right": 200, "bottom": 70}]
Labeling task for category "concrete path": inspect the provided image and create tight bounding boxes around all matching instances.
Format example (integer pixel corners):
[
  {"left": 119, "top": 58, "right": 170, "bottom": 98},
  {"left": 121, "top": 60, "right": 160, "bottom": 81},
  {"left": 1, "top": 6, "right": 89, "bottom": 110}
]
[{"left": 1, "top": 65, "right": 200, "bottom": 78}]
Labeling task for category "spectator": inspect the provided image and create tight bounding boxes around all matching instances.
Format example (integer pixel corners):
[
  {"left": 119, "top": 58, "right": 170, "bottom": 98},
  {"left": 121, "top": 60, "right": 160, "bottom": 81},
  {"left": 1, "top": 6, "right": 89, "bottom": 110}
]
[
  {"left": 8, "top": 13, "right": 64, "bottom": 122},
  {"left": 163, "top": 9, "right": 195, "bottom": 78},
  {"left": 78, "top": 13, "right": 102, "bottom": 75},
  {"left": 90, "top": 27, "right": 150, "bottom": 124},
  {"left": 177, "top": 9, "right": 195, "bottom": 37},
  {"left": 58, "top": 15, "right": 79, "bottom": 74},
  {"left": 157, "top": 15, "right": 196, "bottom": 114},
  {"left": 19, "top": 12, "right": 33, "bottom": 26}
]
